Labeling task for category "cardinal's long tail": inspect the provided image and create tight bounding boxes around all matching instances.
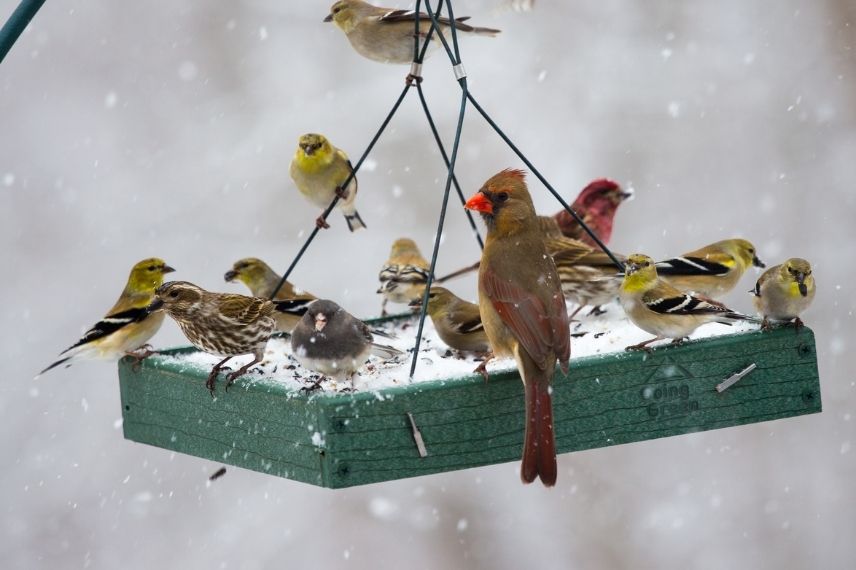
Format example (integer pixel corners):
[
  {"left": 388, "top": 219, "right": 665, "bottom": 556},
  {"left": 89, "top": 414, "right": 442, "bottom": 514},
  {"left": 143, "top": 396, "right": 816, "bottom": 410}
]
[{"left": 519, "top": 356, "right": 557, "bottom": 487}]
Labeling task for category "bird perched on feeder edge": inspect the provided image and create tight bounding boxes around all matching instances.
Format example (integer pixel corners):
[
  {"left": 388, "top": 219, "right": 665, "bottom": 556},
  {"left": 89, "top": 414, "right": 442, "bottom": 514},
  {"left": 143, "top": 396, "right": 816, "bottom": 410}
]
[
  {"left": 655, "top": 238, "right": 765, "bottom": 299},
  {"left": 224, "top": 257, "right": 317, "bottom": 333},
  {"left": 291, "top": 299, "right": 403, "bottom": 390},
  {"left": 377, "top": 238, "right": 431, "bottom": 316},
  {"left": 751, "top": 258, "right": 815, "bottom": 331},
  {"left": 540, "top": 178, "right": 632, "bottom": 248},
  {"left": 290, "top": 133, "right": 366, "bottom": 232},
  {"left": 324, "top": 0, "right": 500, "bottom": 67},
  {"left": 619, "top": 254, "right": 751, "bottom": 352},
  {"left": 148, "top": 281, "right": 278, "bottom": 395},
  {"left": 409, "top": 286, "right": 490, "bottom": 354},
  {"left": 465, "top": 169, "right": 571, "bottom": 487},
  {"left": 38, "top": 258, "right": 175, "bottom": 376}
]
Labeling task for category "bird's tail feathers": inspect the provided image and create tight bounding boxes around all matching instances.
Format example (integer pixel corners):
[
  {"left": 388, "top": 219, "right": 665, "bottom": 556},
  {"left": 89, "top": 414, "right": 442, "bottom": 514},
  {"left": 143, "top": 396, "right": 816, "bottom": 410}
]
[
  {"left": 521, "top": 377, "right": 557, "bottom": 486},
  {"left": 345, "top": 210, "right": 367, "bottom": 232},
  {"left": 370, "top": 343, "right": 404, "bottom": 360},
  {"left": 37, "top": 355, "right": 73, "bottom": 377}
]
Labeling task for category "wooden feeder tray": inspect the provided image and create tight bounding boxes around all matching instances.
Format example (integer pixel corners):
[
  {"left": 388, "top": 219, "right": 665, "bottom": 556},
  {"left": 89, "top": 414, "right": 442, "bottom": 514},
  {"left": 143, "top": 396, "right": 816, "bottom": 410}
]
[{"left": 117, "top": 321, "right": 821, "bottom": 488}]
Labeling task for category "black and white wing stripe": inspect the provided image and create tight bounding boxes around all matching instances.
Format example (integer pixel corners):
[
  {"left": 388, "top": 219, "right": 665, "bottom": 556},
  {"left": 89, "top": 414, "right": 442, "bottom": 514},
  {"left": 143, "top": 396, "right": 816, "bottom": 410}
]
[
  {"left": 453, "top": 316, "right": 484, "bottom": 335},
  {"left": 656, "top": 256, "right": 730, "bottom": 276},
  {"left": 272, "top": 298, "right": 315, "bottom": 317},
  {"left": 643, "top": 293, "right": 725, "bottom": 316},
  {"left": 378, "top": 264, "right": 430, "bottom": 292}
]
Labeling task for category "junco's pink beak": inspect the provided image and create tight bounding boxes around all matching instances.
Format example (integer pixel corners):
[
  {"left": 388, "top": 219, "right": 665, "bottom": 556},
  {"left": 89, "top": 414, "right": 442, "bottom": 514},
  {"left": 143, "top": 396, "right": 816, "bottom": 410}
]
[{"left": 314, "top": 314, "right": 328, "bottom": 332}]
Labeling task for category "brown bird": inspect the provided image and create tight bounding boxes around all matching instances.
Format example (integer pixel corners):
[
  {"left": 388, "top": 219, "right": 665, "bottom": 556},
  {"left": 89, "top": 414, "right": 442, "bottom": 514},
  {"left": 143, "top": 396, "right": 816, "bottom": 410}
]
[
  {"left": 224, "top": 257, "right": 317, "bottom": 333},
  {"left": 544, "top": 234, "right": 626, "bottom": 318},
  {"left": 377, "top": 238, "right": 431, "bottom": 316},
  {"left": 148, "top": 281, "right": 277, "bottom": 395},
  {"left": 543, "top": 178, "right": 631, "bottom": 247},
  {"left": 465, "top": 169, "right": 571, "bottom": 487},
  {"left": 408, "top": 287, "right": 490, "bottom": 354}
]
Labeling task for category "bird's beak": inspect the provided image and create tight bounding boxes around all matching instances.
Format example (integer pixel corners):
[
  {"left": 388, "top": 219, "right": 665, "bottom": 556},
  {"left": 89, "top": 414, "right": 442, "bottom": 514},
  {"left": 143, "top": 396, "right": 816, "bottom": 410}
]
[
  {"left": 620, "top": 188, "right": 635, "bottom": 201},
  {"left": 162, "top": 265, "right": 176, "bottom": 274},
  {"left": 623, "top": 263, "right": 639, "bottom": 275},
  {"left": 464, "top": 192, "right": 493, "bottom": 214},
  {"left": 146, "top": 298, "right": 164, "bottom": 313},
  {"left": 224, "top": 270, "right": 238, "bottom": 282},
  {"left": 323, "top": 14, "right": 333, "bottom": 22},
  {"left": 314, "top": 314, "right": 328, "bottom": 332},
  {"left": 301, "top": 144, "right": 314, "bottom": 156},
  {"left": 753, "top": 255, "right": 766, "bottom": 269},
  {"left": 796, "top": 273, "right": 808, "bottom": 296}
]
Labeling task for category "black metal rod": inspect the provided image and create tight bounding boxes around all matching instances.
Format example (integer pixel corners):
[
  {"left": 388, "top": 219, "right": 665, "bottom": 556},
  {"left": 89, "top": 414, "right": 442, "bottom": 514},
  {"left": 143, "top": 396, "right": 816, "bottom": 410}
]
[{"left": 0, "top": 0, "right": 46, "bottom": 64}]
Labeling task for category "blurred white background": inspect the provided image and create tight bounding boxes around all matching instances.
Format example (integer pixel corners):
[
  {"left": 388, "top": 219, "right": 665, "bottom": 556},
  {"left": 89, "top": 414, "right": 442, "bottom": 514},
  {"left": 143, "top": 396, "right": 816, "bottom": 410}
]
[{"left": 2, "top": 0, "right": 855, "bottom": 568}]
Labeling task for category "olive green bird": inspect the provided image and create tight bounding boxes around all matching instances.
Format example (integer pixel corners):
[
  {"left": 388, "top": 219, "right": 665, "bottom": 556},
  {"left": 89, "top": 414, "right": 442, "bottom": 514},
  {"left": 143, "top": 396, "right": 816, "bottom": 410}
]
[{"left": 751, "top": 258, "right": 816, "bottom": 331}]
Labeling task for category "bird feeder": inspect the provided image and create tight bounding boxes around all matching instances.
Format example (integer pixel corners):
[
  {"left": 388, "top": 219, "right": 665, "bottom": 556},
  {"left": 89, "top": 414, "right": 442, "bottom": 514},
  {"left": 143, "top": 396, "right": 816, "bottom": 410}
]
[{"left": 118, "top": 321, "right": 820, "bottom": 488}]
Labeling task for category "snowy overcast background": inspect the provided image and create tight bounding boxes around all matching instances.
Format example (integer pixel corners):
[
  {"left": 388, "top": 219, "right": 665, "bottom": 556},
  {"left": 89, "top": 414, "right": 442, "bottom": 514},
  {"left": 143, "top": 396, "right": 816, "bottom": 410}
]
[{"left": 2, "top": 0, "right": 855, "bottom": 568}]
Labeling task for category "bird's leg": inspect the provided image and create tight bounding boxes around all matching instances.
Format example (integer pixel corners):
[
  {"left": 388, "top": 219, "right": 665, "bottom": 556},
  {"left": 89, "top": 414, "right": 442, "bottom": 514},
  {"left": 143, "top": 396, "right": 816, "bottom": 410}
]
[
  {"left": 626, "top": 337, "right": 662, "bottom": 353},
  {"left": 207, "top": 356, "right": 233, "bottom": 396},
  {"left": 473, "top": 352, "right": 495, "bottom": 383},
  {"left": 761, "top": 317, "right": 772, "bottom": 332},
  {"left": 225, "top": 355, "right": 263, "bottom": 391},
  {"left": 567, "top": 304, "right": 584, "bottom": 322},
  {"left": 126, "top": 345, "right": 158, "bottom": 372},
  {"left": 334, "top": 186, "right": 348, "bottom": 200},
  {"left": 380, "top": 297, "right": 388, "bottom": 317},
  {"left": 587, "top": 305, "right": 607, "bottom": 317},
  {"left": 315, "top": 214, "right": 331, "bottom": 230},
  {"left": 669, "top": 337, "right": 688, "bottom": 347},
  {"left": 792, "top": 317, "right": 805, "bottom": 332},
  {"left": 299, "top": 375, "right": 325, "bottom": 394}
]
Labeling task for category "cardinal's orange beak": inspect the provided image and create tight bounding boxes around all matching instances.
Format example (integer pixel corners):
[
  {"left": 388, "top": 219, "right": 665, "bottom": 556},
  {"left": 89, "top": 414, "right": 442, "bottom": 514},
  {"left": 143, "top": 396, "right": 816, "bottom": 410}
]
[{"left": 464, "top": 192, "right": 493, "bottom": 214}]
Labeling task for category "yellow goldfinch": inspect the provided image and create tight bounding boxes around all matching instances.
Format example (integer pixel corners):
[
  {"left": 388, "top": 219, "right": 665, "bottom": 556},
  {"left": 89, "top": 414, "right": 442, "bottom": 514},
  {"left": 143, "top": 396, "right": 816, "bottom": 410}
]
[
  {"left": 408, "top": 287, "right": 490, "bottom": 353},
  {"left": 619, "top": 254, "right": 749, "bottom": 351},
  {"left": 224, "top": 257, "right": 317, "bottom": 333},
  {"left": 751, "top": 258, "right": 816, "bottom": 330},
  {"left": 324, "top": 0, "right": 500, "bottom": 65},
  {"left": 39, "top": 258, "right": 175, "bottom": 375},
  {"left": 377, "top": 237, "right": 430, "bottom": 315},
  {"left": 656, "top": 238, "right": 765, "bottom": 298},
  {"left": 290, "top": 133, "right": 366, "bottom": 232},
  {"left": 544, "top": 234, "right": 625, "bottom": 318}
]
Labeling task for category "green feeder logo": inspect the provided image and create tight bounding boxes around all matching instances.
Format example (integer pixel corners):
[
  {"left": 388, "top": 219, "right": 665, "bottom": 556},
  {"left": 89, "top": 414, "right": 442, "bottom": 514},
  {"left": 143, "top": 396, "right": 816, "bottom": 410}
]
[{"left": 639, "top": 357, "right": 700, "bottom": 419}]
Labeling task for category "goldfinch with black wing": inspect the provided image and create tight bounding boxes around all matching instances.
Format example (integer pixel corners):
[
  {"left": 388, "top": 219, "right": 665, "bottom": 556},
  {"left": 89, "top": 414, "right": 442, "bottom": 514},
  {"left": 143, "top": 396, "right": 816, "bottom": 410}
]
[
  {"left": 224, "top": 257, "right": 317, "bottom": 333},
  {"left": 377, "top": 237, "right": 431, "bottom": 315},
  {"left": 39, "top": 258, "right": 175, "bottom": 375},
  {"left": 290, "top": 133, "right": 365, "bottom": 232},
  {"left": 325, "top": 0, "right": 500, "bottom": 65},
  {"left": 751, "top": 258, "right": 815, "bottom": 330},
  {"left": 620, "top": 254, "right": 750, "bottom": 351},
  {"left": 656, "top": 238, "right": 765, "bottom": 298}
]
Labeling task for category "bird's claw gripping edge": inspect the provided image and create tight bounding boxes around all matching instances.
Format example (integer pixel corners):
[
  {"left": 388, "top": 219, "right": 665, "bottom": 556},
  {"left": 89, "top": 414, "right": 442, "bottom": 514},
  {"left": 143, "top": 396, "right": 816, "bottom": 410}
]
[{"left": 126, "top": 345, "right": 158, "bottom": 372}]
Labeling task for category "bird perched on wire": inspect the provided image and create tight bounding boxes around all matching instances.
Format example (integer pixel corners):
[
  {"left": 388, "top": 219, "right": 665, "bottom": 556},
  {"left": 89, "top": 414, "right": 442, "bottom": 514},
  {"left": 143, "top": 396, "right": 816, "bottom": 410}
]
[
  {"left": 148, "top": 281, "right": 278, "bottom": 395},
  {"left": 324, "top": 0, "right": 500, "bottom": 67},
  {"left": 619, "top": 254, "right": 751, "bottom": 352},
  {"left": 465, "top": 169, "right": 570, "bottom": 487},
  {"left": 543, "top": 234, "right": 626, "bottom": 319},
  {"left": 377, "top": 237, "right": 431, "bottom": 315},
  {"left": 655, "top": 238, "right": 765, "bottom": 298},
  {"left": 291, "top": 299, "right": 402, "bottom": 389},
  {"left": 409, "top": 287, "right": 490, "bottom": 354},
  {"left": 224, "top": 258, "right": 317, "bottom": 333},
  {"left": 39, "top": 258, "right": 175, "bottom": 376},
  {"left": 751, "top": 258, "right": 815, "bottom": 331},
  {"left": 290, "top": 133, "right": 365, "bottom": 232},
  {"left": 540, "top": 178, "right": 632, "bottom": 248}
]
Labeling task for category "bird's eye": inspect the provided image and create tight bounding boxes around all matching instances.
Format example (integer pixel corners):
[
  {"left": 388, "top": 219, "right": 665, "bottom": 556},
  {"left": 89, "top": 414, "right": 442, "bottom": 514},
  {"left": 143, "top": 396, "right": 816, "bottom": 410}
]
[
  {"left": 169, "top": 290, "right": 180, "bottom": 299},
  {"left": 495, "top": 192, "right": 509, "bottom": 203},
  {"left": 748, "top": 248, "right": 755, "bottom": 254},
  {"left": 147, "top": 265, "right": 156, "bottom": 271}
]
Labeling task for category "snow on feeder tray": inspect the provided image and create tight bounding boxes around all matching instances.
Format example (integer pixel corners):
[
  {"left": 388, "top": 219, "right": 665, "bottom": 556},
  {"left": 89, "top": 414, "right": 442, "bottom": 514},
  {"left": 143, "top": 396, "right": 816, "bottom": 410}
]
[{"left": 117, "top": 308, "right": 821, "bottom": 489}]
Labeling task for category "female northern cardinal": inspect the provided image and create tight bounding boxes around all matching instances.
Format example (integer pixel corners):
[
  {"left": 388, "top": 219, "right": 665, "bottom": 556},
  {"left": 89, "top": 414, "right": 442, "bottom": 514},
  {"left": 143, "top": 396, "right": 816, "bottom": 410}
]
[{"left": 465, "top": 169, "right": 571, "bottom": 486}]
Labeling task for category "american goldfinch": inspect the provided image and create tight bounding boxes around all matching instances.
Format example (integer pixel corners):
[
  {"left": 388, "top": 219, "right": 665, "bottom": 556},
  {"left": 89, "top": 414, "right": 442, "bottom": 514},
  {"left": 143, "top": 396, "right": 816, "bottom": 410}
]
[
  {"left": 656, "top": 238, "right": 766, "bottom": 298},
  {"left": 544, "top": 235, "right": 625, "bottom": 318},
  {"left": 324, "top": 0, "right": 500, "bottom": 65},
  {"left": 290, "top": 133, "right": 366, "bottom": 232},
  {"left": 39, "top": 258, "right": 175, "bottom": 375},
  {"left": 377, "top": 237, "right": 431, "bottom": 315},
  {"left": 751, "top": 258, "right": 816, "bottom": 330},
  {"left": 291, "top": 299, "right": 402, "bottom": 388},
  {"left": 148, "top": 281, "right": 277, "bottom": 395},
  {"left": 541, "top": 178, "right": 631, "bottom": 247},
  {"left": 465, "top": 169, "right": 570, "bottom": 487},
  {"left": 619, "top": 254, "right": 749, "bottom": 351},
  {"left": 408, "top": 287, "right": 490, "bottom": 353},
  {"left": 224, "top": 257, "right": 317, "bottom": 333}
]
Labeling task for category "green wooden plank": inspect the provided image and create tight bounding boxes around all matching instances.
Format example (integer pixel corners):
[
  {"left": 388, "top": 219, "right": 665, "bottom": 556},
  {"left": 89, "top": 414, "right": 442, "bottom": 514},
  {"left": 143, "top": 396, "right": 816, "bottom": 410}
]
[{"left": 118, "top": 326, "right": 820, "bottom": 489}]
